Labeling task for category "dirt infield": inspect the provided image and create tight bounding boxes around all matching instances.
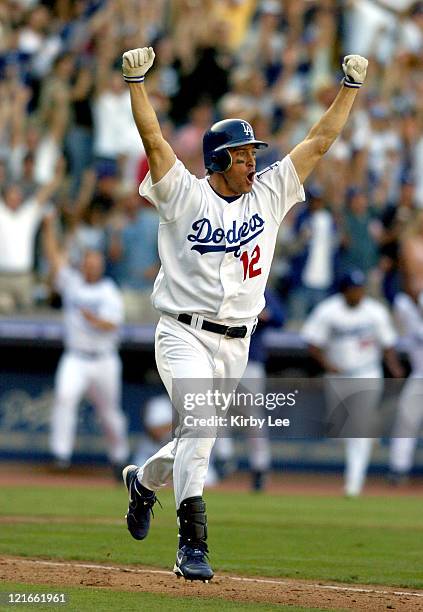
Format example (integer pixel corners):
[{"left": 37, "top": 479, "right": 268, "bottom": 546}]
[{"left": 1, "top": 556, "right": 423, "bottom": 611}]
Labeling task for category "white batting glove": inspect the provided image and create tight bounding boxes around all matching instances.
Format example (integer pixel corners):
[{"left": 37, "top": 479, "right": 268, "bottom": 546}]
[
  {"left": 342, "top": 54, "right": 368, "bottom": 89},
  {"left": 122, "top": 47, "right": 155, "bottom": 83}
]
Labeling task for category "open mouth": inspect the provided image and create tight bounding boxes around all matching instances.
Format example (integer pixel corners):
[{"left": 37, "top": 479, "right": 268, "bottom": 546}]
[{"left": 246, "top": 171, "right": 255, "bottom": 185}]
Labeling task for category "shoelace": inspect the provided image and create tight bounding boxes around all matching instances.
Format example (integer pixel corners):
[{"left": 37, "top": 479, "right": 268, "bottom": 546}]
[
  {"left": 132, "top": 487, "right": 162, "bottom": 520},
  {"left": 147, "top": 496, "right": 162, "bottom": 519},
  {"left": 185, "top": 545, "right": 209, "bottom": 560}
]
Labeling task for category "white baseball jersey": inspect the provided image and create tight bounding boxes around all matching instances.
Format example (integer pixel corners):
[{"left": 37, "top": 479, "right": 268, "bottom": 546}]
[
  {"left": 394, "top": 292, "right": 423, "bottom": 375},
  {"left": 56, "top": 266, "right": 124, "bottom": 353},
  {"left": 140, "top": 156, "right": 305, "bottom": 322},
  {"left": 0, "top": 198, "right": 45, "bottom": 272},
  {"left": 302, "top": 294, "right": 397, "bottom": 377}
]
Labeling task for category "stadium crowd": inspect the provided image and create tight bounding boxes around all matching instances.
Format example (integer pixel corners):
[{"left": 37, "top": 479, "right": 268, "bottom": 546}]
[{"left": 1, "top": 0, "right": 423, "bottom": 323}]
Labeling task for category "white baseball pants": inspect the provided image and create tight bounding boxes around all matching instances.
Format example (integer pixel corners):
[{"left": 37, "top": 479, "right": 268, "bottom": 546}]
[
  {"left": 50, "top": 352, "right": 129, "bottom": 464},
  {"left": 137, "top": 314, "right": 251, "bottom": 508},
  {"left": 389, "top": 374, "right": 423, "bottom": 474},
  {"left": 324, "top": 374, "right": 383, "bottom": 496}
]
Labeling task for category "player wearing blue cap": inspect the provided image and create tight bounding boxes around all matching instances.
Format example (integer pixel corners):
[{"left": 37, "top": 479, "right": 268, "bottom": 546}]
[{"left": 119, "top": 45, "right": 369, "bottom": 580}]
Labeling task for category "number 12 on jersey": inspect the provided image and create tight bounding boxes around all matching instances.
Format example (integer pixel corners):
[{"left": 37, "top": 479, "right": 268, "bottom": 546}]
[{"left": 240, "top": 245, "right": 262, "bottom": 281}]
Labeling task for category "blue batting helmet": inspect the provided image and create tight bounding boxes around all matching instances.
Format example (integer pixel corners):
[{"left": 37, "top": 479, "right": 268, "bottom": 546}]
[
  {"left": 339, "top": 269, "right": 366, "bottom": 291},
  {"left": 203, "top": 119, "right": 268, "bottom": 173}
]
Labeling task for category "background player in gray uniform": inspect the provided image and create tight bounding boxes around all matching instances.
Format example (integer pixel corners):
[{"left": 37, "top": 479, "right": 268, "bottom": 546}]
[
  {"left": 120, "top": 46, "right": 369, "bottom": 581},
  {"left": 303, "top": 270, "right": 403, "bottom": 496},
  {"left": 43, "top": 214, "right": 129, "bottom": 478}
]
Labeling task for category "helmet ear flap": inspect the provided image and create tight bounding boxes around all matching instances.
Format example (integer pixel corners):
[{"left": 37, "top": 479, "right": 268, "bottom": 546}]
[{"left": 211, "top": 149, "right": 232, "bottom": 173}]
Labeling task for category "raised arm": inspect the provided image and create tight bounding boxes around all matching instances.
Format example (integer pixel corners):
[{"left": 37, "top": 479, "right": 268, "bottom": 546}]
[
  {"left": 122, "top": 47, "right": 176, "bottom": 184},
  {"left": 290, "top": 55, "right": 368, "bottom": 185},
  {"left": 42, "top": 213, "right": 66, "bottom": 278}
]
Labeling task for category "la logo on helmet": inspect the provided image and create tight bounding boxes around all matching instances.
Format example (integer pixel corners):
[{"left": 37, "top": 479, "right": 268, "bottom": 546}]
[{"left": 241, "top": 122, "right": 253, "bottom": 137}]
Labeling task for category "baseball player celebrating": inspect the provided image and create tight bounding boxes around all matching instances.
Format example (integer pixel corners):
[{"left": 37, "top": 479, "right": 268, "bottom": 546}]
[
  {"left": 121, "top": 46, "right": 368, "bottom": 581},
  {"left": 43, "top": 214, "right": 130, "bottom": 477},
  {"left": 389, "top": 290, "right": 423, "bottom": 482},
  {"left": 302, "top": 270, "right": 403, "bottom": 496}
]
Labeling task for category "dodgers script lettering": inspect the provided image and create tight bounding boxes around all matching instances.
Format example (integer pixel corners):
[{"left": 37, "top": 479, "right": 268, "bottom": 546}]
[{"left": 187, "top": 214, "right": 265, "bottom": 256}]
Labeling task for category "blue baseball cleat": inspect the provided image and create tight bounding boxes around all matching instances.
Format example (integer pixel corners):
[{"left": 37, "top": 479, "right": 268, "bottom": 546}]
[
  {"left": 174, "top": 543, "right": 214, "bottom": 582},
  {"left": 122, "top": 465, "right": 159, "bottom": 540},
  {"left": 174, "top": 496, "right": 214, "bottom": 582}
]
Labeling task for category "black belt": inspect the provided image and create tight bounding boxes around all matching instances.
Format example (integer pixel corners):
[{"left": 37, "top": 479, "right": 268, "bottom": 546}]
[{"left": 177, "top": 313, "right": 249, "bottom": 339}]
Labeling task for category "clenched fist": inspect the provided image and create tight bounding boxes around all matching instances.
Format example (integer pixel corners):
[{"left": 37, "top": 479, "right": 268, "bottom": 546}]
[
  {"left": 342, "top": 54, "right": 368, "bottom": 89},
  {"left": 122, "top": 47, "right": 155, "bottom": 83}
]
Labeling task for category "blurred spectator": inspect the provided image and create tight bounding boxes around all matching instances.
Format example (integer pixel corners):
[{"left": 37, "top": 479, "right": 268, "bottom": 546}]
[
  {"left": 366, "top": 105, "right": 401, "bottom": 190},
  {"left": 252, "top": 114, "right": 282, "bottom": 170},
  {"left": 241, "top": 0, "right": 284, "bottom": 70},
  {"left": 0, "top": 163, "right": 63, "bottom": 313},
  {"left": 287, "top": 186, "right": 339, "bottom": 319},
  {"left": 211, "top": 0, "right": 257, "bottom": 52},
  {"left": 344, "top": 0, "right": 397, "bottom": 62},
  {"left": 18, "top": 4, "right": 62, "bottom": 82},
  {"left": 170, "top": 17, "right": 233, "bottom": 125},
  {"left": 65, "top": 169, "right": 109, "bottom": 265},
  {"left": 11, "top": 151, "right": 39, "bottom": 199},
  {"left": 68, "top": 201, "right": 109, "bottom": 265},
  {"left": 93, "top": 70, "right": 143, "bottom": 183},
  {"left": 108, "top": 188, "right": 160, "bottom": 324},
  {"left": 173, "top": 100, "right": 214, "bottom": 176},
  {"left": 65, "top": 63, "right": 94, "bottom": 197},
  {"left": 414, "top": 130, "right": 423, "bottom": 208},
  {"left": 400, "top": 210, "right": 423, "bottom": 299},
  {"left": 0, "top": 0, "right": 422, "bottom": 326},
  {"left": 379, "top": 171, "right": 417, "bottom": 303},
  {"left": 37, "top": 52, "right": 74, "bottom": 136},
  {"left": 340, "top": 187, "right": 381, "bottom": 280}
]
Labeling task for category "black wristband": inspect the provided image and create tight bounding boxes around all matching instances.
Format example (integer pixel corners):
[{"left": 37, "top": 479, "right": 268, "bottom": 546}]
[
  {"left": 123, "top": 75, "right": 145, "bottom": 83},
  {"left": 342, "top": 76, "right": 362, "bottom": 89}
]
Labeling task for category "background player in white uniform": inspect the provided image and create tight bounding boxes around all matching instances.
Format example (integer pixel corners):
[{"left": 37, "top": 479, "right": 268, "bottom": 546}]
[
  {"left": 43, "top": 214, "right": 129, "bottom": 478},
  {"left": 389, "top": 291, "right": 423, "bottom": 482},
  {"left": 120, "top": 46, "right": 369, "bottom": 581},
  {"left": 302, "top": 270, "right": 403, "bottom": 496}
]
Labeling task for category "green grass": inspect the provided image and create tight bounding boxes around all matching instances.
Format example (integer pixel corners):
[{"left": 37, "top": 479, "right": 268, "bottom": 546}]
[
  {"left": 0, "top": 485, "right": 422, "bottom": 589},
  {"left": 0, "top": 583, "right": 334, "bottom": 612}
]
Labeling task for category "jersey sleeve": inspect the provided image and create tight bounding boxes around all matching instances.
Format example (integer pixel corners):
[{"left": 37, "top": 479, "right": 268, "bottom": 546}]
[
  {"left": 374, "top": 303, "right": 397, "bottom": 348},
  {"left": 55, "top": 265, "right": 80, "bottom": 295},
  {"left": 139, "top": 159, "right": 201, "bottom": 223},
  {"left": 256, "top": 155, "right": 306, "bottom": 223},
  {"left": 98, "top": 284, "right": 124, "bottom": 326},
  {"left": 301, "top": 303, "right": 330, "bottom": 347}
]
